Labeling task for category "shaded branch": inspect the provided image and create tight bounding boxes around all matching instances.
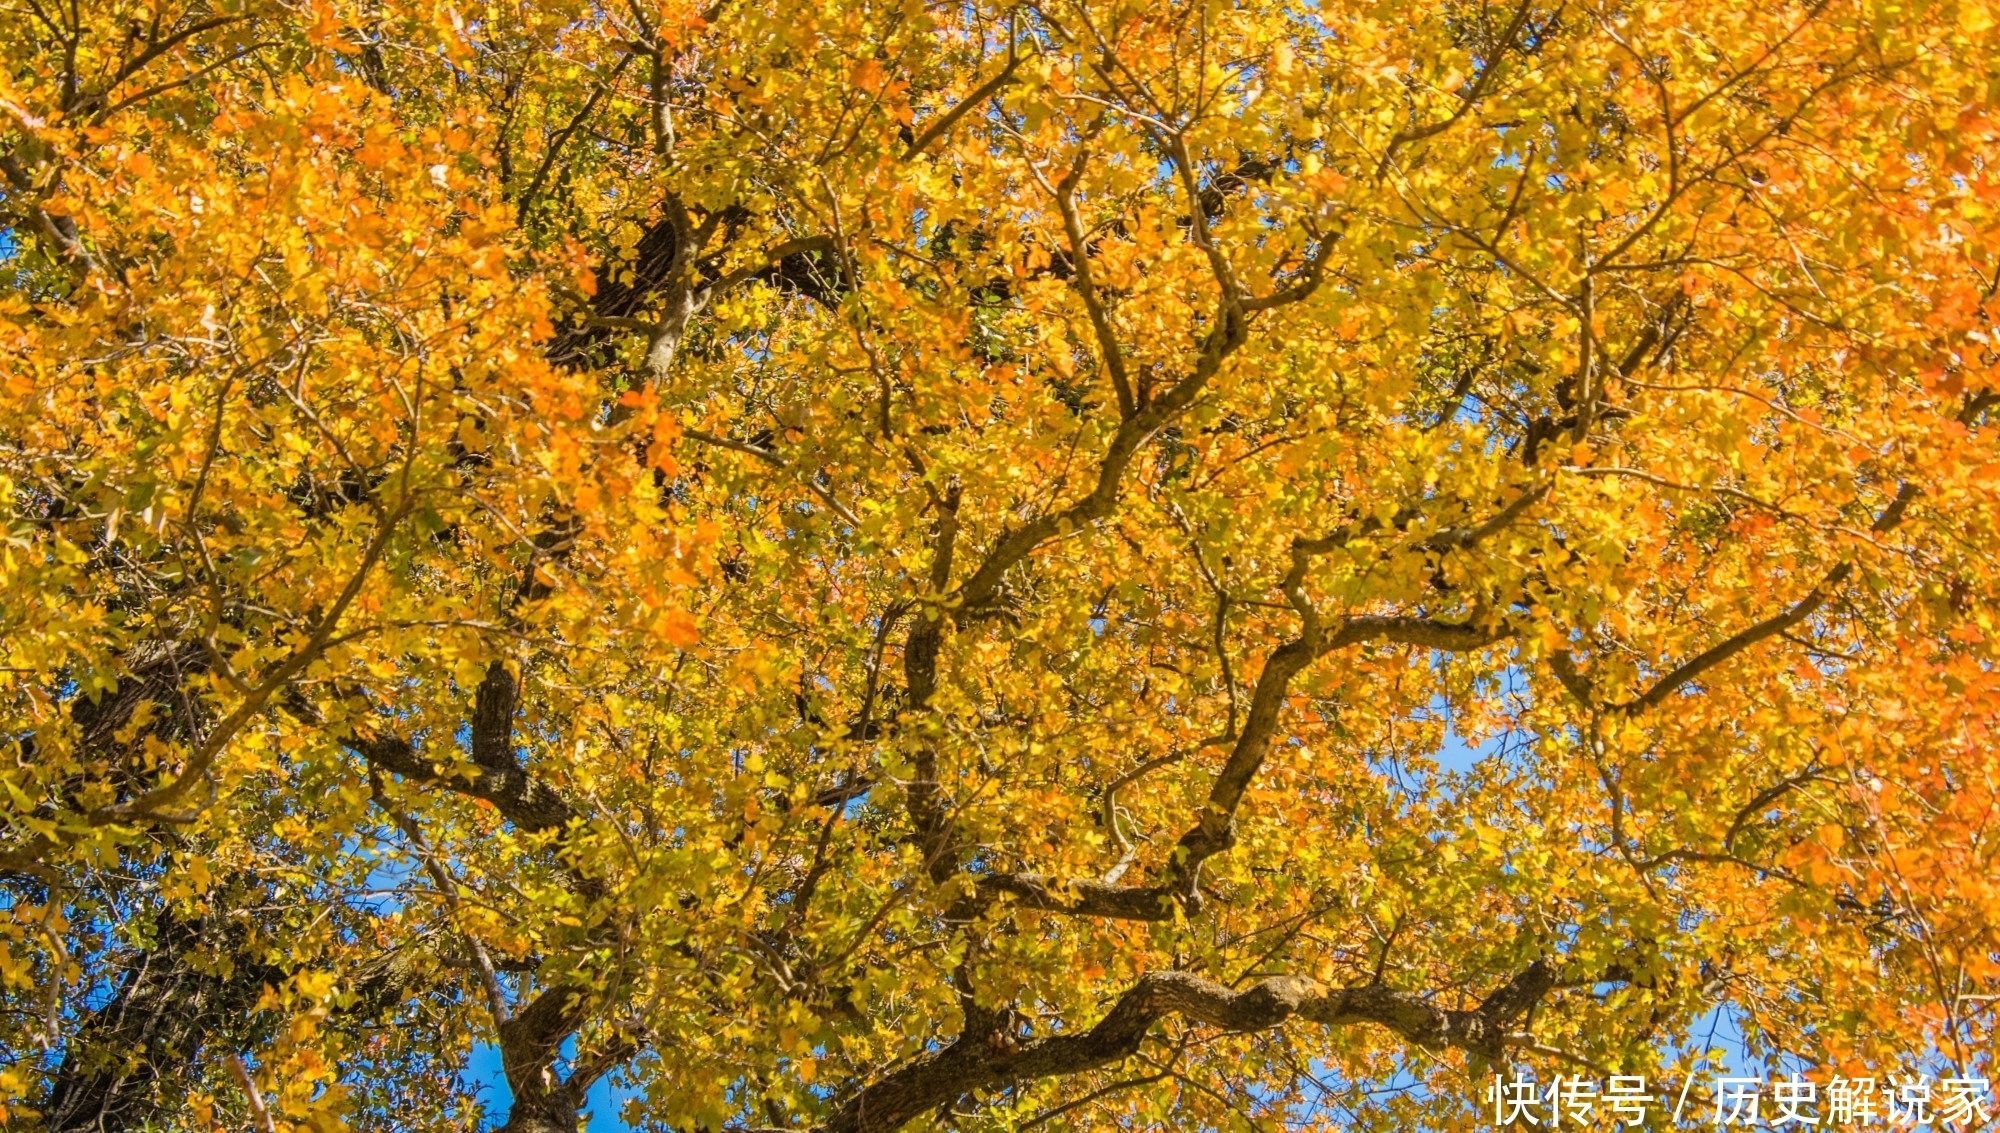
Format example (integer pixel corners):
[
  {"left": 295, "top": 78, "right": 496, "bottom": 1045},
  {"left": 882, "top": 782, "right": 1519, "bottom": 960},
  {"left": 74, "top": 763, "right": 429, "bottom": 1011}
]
[
  {"left": 904, "top": 51, "right": 1028, "bottom": 160},
  {"left": 345, "top": 729, "right": 576, "bottom": 835},
  {"left": 972, "top": 612, "right": 1508, "bottom": 922},
  {"left": 818, "top": 962, "right": 1558, "bottom": 1133}
]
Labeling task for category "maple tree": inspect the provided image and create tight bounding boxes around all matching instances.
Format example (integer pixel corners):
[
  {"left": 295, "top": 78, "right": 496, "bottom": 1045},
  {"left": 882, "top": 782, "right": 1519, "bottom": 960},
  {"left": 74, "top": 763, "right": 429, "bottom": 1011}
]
[{"left": 3, "top": 0, "right": 2000, "bottom": 1129}]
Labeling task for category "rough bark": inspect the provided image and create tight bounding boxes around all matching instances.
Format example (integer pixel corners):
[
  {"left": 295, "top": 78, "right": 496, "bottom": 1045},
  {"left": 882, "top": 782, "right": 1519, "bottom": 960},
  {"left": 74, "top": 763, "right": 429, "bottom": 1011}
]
[
  {"left": 350, "top": 729, "right": 575, "bottom": 835},
  {"left": 43, "top": 912, "right": 280, "bottom": 1133},
  {"left": 818, "top": 962, "right": 1558, "bottom": 1133}
]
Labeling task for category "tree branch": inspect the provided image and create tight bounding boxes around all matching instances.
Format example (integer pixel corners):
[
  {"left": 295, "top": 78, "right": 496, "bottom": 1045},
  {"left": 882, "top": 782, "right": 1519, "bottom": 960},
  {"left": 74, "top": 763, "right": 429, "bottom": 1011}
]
[
  {"left": 345, "top": 729, "right": 576, "bottom": 835},
  {"left": 818, "top": 962, "right": 1558, "bottom": 1133},
  {"left": 903, "top": 51, "right": 1027, "bottom": 161}
]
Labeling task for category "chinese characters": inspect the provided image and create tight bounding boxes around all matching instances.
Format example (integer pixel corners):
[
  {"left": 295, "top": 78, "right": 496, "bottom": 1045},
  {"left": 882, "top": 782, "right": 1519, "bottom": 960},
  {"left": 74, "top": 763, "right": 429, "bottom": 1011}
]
[{"left": 1488, "top": 1070, "right": 1993, "bottom": 1127}]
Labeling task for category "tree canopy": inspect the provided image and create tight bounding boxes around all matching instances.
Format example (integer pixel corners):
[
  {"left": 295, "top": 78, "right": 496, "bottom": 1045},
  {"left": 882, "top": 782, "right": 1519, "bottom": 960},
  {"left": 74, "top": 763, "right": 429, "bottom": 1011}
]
[{"left": 3, "top": 0, "right": 1999, "bottom": 1129}]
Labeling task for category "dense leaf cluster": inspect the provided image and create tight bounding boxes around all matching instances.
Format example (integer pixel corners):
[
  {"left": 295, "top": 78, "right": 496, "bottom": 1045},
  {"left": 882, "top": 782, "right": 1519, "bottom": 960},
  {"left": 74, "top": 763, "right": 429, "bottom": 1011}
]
[{"left": 2, "top": 0, "right": 1998, "bottom": 1130}]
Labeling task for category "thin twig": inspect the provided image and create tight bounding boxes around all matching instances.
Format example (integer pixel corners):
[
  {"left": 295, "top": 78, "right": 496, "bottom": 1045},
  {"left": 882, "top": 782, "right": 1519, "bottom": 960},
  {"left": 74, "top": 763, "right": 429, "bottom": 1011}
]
[{"left": 227, "top": 1054, "right": 278, "bottom": 1133}]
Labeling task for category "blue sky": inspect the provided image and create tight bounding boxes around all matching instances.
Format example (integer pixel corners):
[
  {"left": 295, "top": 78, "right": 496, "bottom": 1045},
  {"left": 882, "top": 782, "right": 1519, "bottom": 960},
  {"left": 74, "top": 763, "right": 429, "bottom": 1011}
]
[
  {"left": 456, "top": 697, "right": 1772, "bottom": 1131},
  {"left": 463, "top": 1043, "right": 638, "bottom": 1132}
]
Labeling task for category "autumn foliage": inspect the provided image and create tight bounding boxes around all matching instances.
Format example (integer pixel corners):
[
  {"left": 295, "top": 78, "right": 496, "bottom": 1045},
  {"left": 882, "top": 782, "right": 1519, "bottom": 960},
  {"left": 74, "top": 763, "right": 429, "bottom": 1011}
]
[{"left": 2, "top": 0, "right": 1999, "bottom": 1128}]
